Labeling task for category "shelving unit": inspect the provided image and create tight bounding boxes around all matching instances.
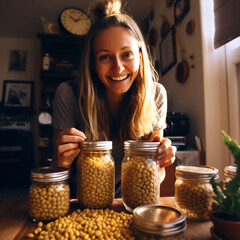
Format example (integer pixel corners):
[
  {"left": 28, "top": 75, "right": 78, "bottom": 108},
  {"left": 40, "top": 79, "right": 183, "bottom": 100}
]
[{"left": 36, "top": 33, "right": 84, "bottom": 167}]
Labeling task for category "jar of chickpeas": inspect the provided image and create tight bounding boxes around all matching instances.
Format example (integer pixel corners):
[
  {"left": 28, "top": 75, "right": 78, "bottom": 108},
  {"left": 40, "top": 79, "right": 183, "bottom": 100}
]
[
  {"left": 224, "top": 165, "right": 236, "bottom": 182},
  {"left": 77, "top": 141, "right": 115, "bottom": 208},
  {"left": 29, "top": 166, "right": 70, "bottom": 221},
  {"left": 121, "top": 140, "right": 161, "bottom": 212},
  {"left": 175, "top": 165, "right": 218, "bottom": 220}
]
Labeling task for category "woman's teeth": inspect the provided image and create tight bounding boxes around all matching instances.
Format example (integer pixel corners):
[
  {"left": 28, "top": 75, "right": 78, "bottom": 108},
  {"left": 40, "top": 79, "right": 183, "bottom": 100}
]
[{"left": 110, "top": 75, "right": 129, "bottom": 81}]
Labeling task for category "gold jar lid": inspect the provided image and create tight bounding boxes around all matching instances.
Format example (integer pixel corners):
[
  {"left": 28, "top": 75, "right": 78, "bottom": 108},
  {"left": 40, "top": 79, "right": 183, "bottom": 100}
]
[
  {"left": 31, "top": 166, "right": 69, "bottom": 182},
  {"left": 79, "top": 140, "right": 112, "bottom": 150},
  {"left": 133, "top": 205, "right": 186, "bottom": 237},
  {"left": 224, "top": 165, "right": 237, "bottom": 178},
  {"left": 176, "top": 165, "right": 219, "bottom": 180},
  {"left": 124, "top": 140, "right": 160, "bottom": 152}
]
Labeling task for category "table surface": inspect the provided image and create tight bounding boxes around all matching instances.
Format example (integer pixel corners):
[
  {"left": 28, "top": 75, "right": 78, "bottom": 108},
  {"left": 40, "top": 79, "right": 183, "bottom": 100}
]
[{"left": 0, "top": 197, "right": 213, "bottom": 240}]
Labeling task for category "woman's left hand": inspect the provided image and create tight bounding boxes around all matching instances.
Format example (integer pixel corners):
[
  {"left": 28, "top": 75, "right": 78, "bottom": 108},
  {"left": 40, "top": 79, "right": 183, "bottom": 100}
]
[{"left": 152, "top": 136, "right": 177, "bottom": 167}]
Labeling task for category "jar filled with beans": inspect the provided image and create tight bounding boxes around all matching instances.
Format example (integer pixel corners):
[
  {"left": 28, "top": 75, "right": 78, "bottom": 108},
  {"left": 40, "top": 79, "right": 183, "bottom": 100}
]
[
  {"left": 77, "top": 141, "right": 115, "bottom": 208},
  {"left": 121, "top": 140, "right": 161, "bottom": 212},
  {"left": 29, "top": 167, "right": 70, "bottom": 221},
  {"left": 175, "top": 165, "right": 218, "bottom": 220}
]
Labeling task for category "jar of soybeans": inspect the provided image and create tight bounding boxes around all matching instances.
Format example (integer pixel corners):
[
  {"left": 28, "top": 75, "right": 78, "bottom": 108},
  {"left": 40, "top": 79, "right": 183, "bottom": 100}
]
[
  {"left": 224, "top": 165, "right": 236, "bottom": 182},
  {"left": 175, "top": 165, "right": 218, "bottom": 220},
  {"left": 133, "top": 205, "right": 186, "bottom": 240},
  {"left": 77, "top": 141, "right": 115, "bottom": 208},
  {"left": 29, "top": 167, "right": 70, "bottom": 221},
  {"left": 121, "top": 140, "right": 161, "bottom": 212}
]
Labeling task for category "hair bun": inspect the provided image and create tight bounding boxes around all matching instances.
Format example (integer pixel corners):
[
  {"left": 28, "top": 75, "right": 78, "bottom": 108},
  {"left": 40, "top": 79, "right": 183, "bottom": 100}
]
[{"left": 89, "top": 0, "right": 122, "bottom": 20}]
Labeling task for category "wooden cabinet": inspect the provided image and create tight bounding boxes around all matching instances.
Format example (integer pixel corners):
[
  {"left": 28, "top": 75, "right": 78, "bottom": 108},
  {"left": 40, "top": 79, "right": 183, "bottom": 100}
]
[{"left": 36, "top": 33, "right": 84, "bottom": 167}]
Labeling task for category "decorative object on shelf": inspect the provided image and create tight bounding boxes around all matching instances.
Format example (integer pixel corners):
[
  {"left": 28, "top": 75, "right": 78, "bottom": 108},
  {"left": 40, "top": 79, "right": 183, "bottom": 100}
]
[
  {"left": 38, "top": 111, "right": 52, "bottom": 125},
  {"left": 186, "top": 19, "right": 195, "bottom": 35},
  {"left": 2, "top": 80, "right": 34, "bottom": 109},
  {"left": 160, "top": 15, "right": 171, "bottom": 39},
  {"left": 141, "top": 17, "right": 149, "bottom": 36},
  {"left": 174, "top": 0, "right": 190, "bottom": 24},
  {"left": 58, "top": 7, "right": 91, "bottom": 36},
  {"left": 41, "top": 17, "right": 60, "bottom": 34},
  {"left": 149, "top": 28, "right": 158, "bottom": 46},
  {"left": 209, "top": 130, "right": 240, "bottom": 240},
  {"left": 159, "top": 27, "right": 177, "bottom": 76},
  {"left": 42, "top": 53, "right": 50, "bottom": 71},
  {"left": 166, "top": 0, "right": 174, "bottom": 8}
]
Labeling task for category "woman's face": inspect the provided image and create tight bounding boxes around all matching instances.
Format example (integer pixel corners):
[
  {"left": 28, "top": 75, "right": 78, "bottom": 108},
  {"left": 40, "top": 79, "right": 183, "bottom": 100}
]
[{"left": 93, "top": 26, "right": 140, "bottom": 97}]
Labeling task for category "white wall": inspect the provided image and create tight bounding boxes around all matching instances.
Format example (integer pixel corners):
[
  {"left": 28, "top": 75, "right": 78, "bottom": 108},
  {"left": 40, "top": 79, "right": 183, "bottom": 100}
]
[
  {"left": 0, "top": 37, "right": 39, "bottom": 105},
  {"left": 149, "top": 0, "right": 205, "bottom": 149}
]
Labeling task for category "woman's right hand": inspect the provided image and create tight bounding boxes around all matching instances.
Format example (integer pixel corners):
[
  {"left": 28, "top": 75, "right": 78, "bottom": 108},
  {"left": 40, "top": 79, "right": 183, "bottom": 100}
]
[{"left": 54, "top": 128, "right": 86, "bottom": 168}]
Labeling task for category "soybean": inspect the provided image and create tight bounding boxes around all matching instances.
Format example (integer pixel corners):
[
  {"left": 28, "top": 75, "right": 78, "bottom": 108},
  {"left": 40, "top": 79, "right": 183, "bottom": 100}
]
[
  {"left": 77, "top": 153, "right": 114, "bottom": 208},
  {"left": 175, "top": 179, "right": 214, "bottom": 219},
  {"left": 29, "top": 182, "right": 70, "bottom": 221},
  {"left": 122, "top": 156, "right": 161, "bottom": 210}
]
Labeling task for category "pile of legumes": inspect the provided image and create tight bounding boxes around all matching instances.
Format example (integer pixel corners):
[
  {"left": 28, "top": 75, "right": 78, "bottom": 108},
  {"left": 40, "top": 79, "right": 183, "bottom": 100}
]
[
  {"left": 29, "top": 167, "right": 70, "bottom": 221},
  {"left": 27, "top": 208, "right": 135, "bottom": 240},
  {"left": 77, "top": 141, "right": 115, "bottom": 209}
]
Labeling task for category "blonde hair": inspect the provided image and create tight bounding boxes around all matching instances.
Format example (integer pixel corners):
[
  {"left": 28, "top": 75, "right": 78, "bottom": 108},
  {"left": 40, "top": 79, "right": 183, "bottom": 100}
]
[{"left": 79, "top": 0, "right": 164, "bottom": 140}]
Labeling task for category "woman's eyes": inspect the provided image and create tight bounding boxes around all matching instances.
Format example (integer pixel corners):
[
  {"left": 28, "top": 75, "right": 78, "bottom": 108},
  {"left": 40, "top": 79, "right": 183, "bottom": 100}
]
[{"left": 98, "top": 51, "right": 134, "bottom": 62}]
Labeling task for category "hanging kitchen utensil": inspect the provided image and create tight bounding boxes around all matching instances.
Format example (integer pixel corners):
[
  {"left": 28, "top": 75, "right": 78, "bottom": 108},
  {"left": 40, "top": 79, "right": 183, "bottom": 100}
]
[
  {"left": 175, "top": 32, "right": 190, "bottom": 83},
  {"left": 149, "top": 28, "right": 158, "bottom": 46},
  {"left": 160, "top": 15, "right": 170, "bottom": 39}
]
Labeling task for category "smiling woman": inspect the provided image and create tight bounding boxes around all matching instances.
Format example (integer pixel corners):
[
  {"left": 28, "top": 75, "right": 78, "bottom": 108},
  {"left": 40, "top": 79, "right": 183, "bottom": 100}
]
[{"left": 52, "top": 0, "right": 176, "bottom": 199}]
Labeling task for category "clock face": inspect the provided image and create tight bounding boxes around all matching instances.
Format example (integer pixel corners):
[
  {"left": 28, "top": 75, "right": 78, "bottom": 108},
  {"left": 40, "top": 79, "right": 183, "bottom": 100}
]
[
  {"left": 59, "top": 8, "right": 91, "bottom": 36},
  {"left": 38, "top": 112, "right": 52, "bottom": 125}
]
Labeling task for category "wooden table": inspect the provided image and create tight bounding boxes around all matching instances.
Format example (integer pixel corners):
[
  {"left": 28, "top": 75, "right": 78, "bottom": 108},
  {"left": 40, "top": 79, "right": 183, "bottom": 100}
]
[{"left": 0, "top": 197, "right": 213, "bottom": 240}]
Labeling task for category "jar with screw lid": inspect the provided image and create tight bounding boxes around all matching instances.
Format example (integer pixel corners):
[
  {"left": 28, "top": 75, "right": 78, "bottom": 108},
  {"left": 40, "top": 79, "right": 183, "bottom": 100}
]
[
  {"left": 224, "top": 165, "right": 237, "bottom": 182},
  {"left": 29, "top": 166, "right": 70, "bottom": 221},
  {"left": 175, "top": 165, "right": 218, "bottom": 220},
  {"left": 133, "top": 205, "right": 186, "bottom": 240},
  {"left": 121, "top": 140, "right": 161, "bottom": 212},
  {"left": 77, "top": 141, "right": 115, "bottom": 208}
]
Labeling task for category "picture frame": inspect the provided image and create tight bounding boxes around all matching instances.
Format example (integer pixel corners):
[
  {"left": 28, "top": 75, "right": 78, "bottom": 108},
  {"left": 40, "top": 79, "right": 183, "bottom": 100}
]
[
  {"left": 159, "top": 27, "right": 177, "bottom": 76},
  {"left": 2, "top": 80, "right": 34, "bottom": 109}
]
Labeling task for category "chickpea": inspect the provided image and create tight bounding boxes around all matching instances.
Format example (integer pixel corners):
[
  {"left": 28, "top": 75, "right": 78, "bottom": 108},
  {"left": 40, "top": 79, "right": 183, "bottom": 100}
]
[
  {"left": 29, "top": 181, "right": 70, "bottom": 221},
  {"left": 122, "top": 155, "right": 161, "bottom": 211},
  {"left": 77, "top": 151, "right": 114, "bottom": 208},
  {"left": 27, "top": 208, "right": 135, "bottom": 239},
  {"left": 175, "top": 179, "right": 214, "bottom": 219}
]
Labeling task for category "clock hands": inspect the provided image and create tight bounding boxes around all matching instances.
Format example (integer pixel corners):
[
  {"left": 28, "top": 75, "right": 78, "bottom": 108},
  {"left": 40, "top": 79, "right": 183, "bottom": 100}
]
[{"left": 68, "top": 15, "right": 84, "bottom": 22}]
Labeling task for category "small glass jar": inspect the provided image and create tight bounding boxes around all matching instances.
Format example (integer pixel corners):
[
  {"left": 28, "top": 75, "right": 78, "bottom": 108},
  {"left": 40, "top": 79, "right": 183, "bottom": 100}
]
[
  {"left": 224, "top": 165, "right": 237, "bottom": 182},
  {"left": 77, "top": 141, "right": 115, "bottom": 208},
  {"left": 29, "top": 166, "right": 70, "bottom": 221},
  {"left": 121, "top": 140, "right": 161, "bottom": 212},
  {"left": 175, "top": 165, "right": 218, "bottom": 220},
  {"left": 133, "top": 205, "right": 186, "bottom": 240}
]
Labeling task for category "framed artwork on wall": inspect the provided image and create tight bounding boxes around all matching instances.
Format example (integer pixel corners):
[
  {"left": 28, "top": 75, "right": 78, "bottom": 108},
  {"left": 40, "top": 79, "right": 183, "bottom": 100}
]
[
  {"left": 2, "top": 80, "right": 34, "bottom": 109},
  {"left": 159, "top": 27, "right": 177, "bottom": 76}
]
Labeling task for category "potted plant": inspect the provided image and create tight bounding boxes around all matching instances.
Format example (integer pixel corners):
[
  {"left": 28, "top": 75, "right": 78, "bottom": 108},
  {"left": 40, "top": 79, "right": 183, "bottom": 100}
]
[{"left": 209, "top": 130, "right": 240, "bottom": 240}]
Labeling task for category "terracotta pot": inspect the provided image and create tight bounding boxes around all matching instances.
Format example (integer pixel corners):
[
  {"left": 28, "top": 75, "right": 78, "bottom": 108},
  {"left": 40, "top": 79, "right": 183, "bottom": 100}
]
[{"left": 209, "top": 211, "right": 240, "bottom": 240}]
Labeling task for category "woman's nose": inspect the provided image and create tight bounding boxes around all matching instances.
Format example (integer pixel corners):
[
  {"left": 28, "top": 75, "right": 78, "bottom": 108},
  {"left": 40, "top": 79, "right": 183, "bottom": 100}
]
[{"left": 112, "top": 57, "right": 124, "bottom": 73}]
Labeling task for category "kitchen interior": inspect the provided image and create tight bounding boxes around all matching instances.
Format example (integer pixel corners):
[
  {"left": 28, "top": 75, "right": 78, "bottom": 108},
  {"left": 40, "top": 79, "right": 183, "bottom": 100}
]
[
  {"left": 0, "top": 0, "right": 239, "bottom": 238},
  {"left": 0, "top": 0, "right": 240, "bottom": 196}
]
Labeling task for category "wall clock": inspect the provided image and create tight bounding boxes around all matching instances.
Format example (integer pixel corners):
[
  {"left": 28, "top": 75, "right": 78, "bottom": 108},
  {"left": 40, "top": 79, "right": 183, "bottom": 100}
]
[
  {"left": 174, "top": 0, "right": 190, "bottom": 24},
  {"left": 58, "top": 7, "right": 91, "bottom": 36}
]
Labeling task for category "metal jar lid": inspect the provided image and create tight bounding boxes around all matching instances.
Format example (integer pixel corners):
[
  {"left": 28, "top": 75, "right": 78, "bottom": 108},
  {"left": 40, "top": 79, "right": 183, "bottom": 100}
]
[
  {"left": 79, "top": 141, "right": 112, "bottom": 150},
  {"left": 176, "top": 165, "right": 219, "bottom": 180},
  {"left": 224, "top": 165, "right": 237, "bottom": 179},
  {"left": 124, "top": 140, "right": 160, "bottom": 152},
  {"left": 31, "top": 166, "right": 69, "bottom": 182},
  {"left": 133, "top": 205, "right": 186, "bottom": 237}
]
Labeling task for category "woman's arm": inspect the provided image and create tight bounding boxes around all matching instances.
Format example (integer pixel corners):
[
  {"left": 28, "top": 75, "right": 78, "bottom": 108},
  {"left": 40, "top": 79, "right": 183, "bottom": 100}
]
[{"left": 52, "top": 127, "right": 86, "bottom": 169}]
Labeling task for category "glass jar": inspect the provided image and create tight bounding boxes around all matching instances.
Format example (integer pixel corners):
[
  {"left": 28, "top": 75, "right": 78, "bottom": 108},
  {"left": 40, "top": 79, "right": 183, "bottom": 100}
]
[
  {"left": 121, "top": 140, "right": 161, "bottom": 212},
  {"left": 77, "top": 141, "right": 115, "bottom": 208},
  {"left": 224, "top": 165, "right": 236, "bottom": 182},
  {"left": 133, "top": 205, "right": 186, "bottom": 240},
  {"left": 175, "top": 165, "right": 218, "bottom": 220},
  {"left": 29, "top": 166, "right": 70, "bottom": 221}
]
